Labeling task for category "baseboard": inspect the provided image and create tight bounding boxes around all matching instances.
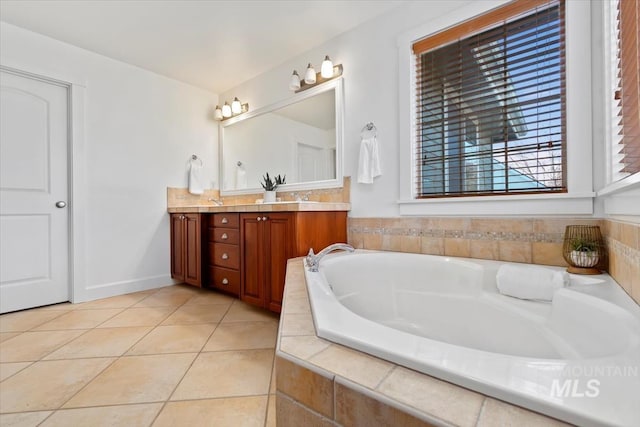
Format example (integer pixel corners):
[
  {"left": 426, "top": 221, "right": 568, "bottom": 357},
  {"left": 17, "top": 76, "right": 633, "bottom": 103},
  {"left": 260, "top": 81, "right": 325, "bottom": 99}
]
[{"left": 74, "top": 274, "right": 178, "bottom": 303}]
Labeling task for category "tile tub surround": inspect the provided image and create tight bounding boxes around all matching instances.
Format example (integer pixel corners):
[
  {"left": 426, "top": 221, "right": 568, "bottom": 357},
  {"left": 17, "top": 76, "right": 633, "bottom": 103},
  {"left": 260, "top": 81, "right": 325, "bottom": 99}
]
[
  {"left": 348, "top": 217, "right": 640, "bottom": 305},
  {"left": 275, "top": 258, "right": 570, "bottom": 427}
]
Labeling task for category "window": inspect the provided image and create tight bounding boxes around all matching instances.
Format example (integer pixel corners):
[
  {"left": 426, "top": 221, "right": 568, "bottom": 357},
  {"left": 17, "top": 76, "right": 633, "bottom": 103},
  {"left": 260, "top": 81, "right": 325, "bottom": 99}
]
[
  {"left": 608, "top": 0, "right": 639, "bottom": 182},
  {"left": 413, "top": 0, "right": 566, "bottom": 198}
]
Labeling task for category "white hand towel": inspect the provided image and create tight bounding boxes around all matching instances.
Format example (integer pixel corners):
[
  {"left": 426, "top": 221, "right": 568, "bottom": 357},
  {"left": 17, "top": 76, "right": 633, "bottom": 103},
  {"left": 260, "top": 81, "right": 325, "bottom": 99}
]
[
  {"left": 236, "top": 165, "right": 247, "bottom": 189},
  {"left": 188, "top": 161, "right": 204, "bottom": 195},
  {"left": 496, "top": 264, "right": 569, "bottom": 301},
  {"left": 358, "top": 136, "right": 382, "bottom": 184}
]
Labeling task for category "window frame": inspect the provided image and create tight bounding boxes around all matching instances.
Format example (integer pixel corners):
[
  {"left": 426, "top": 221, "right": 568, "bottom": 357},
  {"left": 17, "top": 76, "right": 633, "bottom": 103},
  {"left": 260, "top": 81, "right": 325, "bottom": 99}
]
[{"left": 397, "top": 0, "right": 594, "bottom": 216}]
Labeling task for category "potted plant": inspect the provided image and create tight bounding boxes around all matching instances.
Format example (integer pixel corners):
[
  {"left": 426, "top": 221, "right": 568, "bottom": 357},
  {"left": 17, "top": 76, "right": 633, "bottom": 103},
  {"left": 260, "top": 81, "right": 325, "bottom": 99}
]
[
  {"left": 260, "top": 173, "right": 286, "bottom": 203},
  {"left": 569, "top": 237, "right": 599, "bottom": 268}
]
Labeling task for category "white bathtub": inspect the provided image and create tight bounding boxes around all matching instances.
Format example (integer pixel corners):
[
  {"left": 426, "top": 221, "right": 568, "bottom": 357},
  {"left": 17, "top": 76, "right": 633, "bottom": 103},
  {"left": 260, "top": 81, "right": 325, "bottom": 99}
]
[{"left": 304, "top": 251, "right": 640, "bottom": 427}]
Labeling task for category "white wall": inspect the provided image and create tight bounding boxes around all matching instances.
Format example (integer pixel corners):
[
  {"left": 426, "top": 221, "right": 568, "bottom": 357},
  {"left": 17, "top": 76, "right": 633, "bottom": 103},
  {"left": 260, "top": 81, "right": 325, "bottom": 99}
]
[
  {"left": 219, "top": 0, "right": 613, "bottom": 218},
  {"left": 0, "top": 22, "right": 218, "bottom": 301}
]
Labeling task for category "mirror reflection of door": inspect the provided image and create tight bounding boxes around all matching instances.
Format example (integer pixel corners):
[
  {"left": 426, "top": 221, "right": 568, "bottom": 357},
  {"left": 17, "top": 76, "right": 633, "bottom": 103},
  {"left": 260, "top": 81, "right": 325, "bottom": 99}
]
[{"left": 296, "top": 142, "right": 324, "bottom": 182}]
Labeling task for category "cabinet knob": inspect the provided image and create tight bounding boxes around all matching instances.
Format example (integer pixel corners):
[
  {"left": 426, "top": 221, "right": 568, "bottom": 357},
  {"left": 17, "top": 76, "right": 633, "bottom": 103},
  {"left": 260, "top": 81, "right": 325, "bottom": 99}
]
[
  {"left": 221, "top": 217, "right": 228, "bottom": 224},
  {"left": 257, "top": 217, "right": 262, "bottom": 221},
  {"left": 221, "top": 233, "right": 228, "bottom": 240},
  {"left": 262, "top": 216, "right": 267, "bottom": 221},
  {"left": 221, "top": 278, "right": 229, "bottom": 285},
  {"left": 221, "top": 253, "right": 229, "bottom": 260}
]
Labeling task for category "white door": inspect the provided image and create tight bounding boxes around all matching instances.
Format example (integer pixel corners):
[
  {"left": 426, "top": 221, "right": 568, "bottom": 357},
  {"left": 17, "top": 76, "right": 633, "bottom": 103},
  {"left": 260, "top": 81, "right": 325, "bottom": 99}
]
[
  {"left": 0, "top": 69, "right": 70, "bottom": 313},
  {"left": 297, "top": 142, "right": 324, "bottom": 182}
]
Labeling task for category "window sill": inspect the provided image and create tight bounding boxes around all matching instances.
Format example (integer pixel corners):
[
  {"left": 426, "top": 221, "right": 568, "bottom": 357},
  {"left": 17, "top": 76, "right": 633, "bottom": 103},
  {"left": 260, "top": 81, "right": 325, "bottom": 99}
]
[
  {"left": 397, "top": 192, "right": 595, "bottom": 216},
  {"left": 598, "top": 173, "right": 640, "bottom": 217}
]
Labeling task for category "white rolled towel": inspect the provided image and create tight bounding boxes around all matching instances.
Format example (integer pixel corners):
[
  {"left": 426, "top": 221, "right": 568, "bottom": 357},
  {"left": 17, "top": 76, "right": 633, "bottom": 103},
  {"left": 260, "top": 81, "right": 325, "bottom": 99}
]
[{"left": 496, "top": 264, "right": 569, "bottom": 301}]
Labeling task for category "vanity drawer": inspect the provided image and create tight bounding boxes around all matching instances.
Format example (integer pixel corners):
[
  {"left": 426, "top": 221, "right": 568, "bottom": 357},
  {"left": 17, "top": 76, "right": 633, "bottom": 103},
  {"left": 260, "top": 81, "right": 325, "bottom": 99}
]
[
  {"left": 210, "top": 267, "right": 240, "bottom": 296},
  {"left": 210, "top": 243, "right": 240, "bottom": 269},
  {"left": 211, "top": 228, "right": 240, "bottom": 244},
  {"left": 213, "top": 213, "right": 239, "bottom": 228}
]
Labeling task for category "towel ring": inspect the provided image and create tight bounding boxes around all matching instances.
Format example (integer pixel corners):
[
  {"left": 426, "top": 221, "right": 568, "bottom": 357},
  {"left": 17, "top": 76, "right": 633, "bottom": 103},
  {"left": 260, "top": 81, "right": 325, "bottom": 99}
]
[
  {"left": 361, "top": 122, "right": 377, "bottom": 137},
  {"left": 190, "top": 155, "right": 203, "bottom": 167}
]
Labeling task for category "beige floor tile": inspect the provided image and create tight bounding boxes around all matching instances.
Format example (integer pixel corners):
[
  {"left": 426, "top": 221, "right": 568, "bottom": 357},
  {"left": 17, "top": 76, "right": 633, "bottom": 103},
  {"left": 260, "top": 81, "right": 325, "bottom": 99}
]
[
  {"left": 0, "top": 310, "right": 68, "bottom": 332},
  {"left": 33, "top": 309, "right": 124, "bottom": 331},
  {"left": 41, "top": 403, "right": 163, "bottom": 427},
  {"left": 75, "top": 291, "right": 155, "bottom": 309},
  {"left": 183, "top": 291, "right": 235, "bottom": 306},
  {"left": 0, "top": 330, "right": 85, "bottom": 362},
  {"left": 222, "top": 301, "right": 279, "bottom": 323},
  {"left": 0, "top": 411, "right": 52, "bottom": 427},
  {"left": 203, "top": 321, "right": 277, "bottom": 351},
  {"left": 44, "top": 327, "right": 152, "bottom": 359},
  {"left": 64, "top": 353, "right": 196, "bottom": 408},
  {"left": 134, "top": 291, "right": 194, "bottom": 308},
  {"left": 171, "top": 349, "right": 273, "bottom": 400},
  {"left": 153, "top": 396, "right": 267, "bottom": 427},
  {"left": 266, "top": 394, "right": 276, "bottom": 427},
  {"left": 0, "top": 332, "right": 20, "bottom": 343},
  {"left": 161, "top": 304, "right": 229, "bottom": 325},
  {"left": 127, "top": 324, "right": 216, "bottom": 355},
  {"left": 0, "top": 358, "right": 113, "bottom": 412},
  {"left": 97, "top": 307, "right": 176, "bottom": 328},
  {"left": 0, "top": 362, "right": 32, "bottom": 381}
]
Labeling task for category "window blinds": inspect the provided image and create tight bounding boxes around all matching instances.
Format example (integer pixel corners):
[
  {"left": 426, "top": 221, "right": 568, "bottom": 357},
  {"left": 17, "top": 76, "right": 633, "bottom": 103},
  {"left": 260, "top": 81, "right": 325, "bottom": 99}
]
[{"left": 413, "top": 0, "right": 566, "bottom": 197}]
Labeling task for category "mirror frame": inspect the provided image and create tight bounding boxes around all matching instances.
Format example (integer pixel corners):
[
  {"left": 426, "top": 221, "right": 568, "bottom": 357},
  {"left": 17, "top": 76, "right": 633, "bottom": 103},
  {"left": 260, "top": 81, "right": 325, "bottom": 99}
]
[{"left": 219, "top": 78, "right": 344, "bottom": 195}]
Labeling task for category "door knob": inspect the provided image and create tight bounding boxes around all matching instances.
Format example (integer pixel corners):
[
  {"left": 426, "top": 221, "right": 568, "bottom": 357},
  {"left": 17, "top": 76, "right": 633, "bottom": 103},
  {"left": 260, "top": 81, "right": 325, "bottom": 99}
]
[{"left": 55, "top": 201, "right": 67, "bottom": 208}]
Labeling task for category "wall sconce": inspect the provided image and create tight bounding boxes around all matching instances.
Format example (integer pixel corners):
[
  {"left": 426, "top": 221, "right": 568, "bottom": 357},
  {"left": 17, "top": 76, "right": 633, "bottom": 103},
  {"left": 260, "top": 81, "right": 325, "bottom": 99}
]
[
  {"left": 214, "top": 98, "right": 249, "bottom": 121},
  {"left": 290, "top": 55, "right": 343, "bottom": 93}
]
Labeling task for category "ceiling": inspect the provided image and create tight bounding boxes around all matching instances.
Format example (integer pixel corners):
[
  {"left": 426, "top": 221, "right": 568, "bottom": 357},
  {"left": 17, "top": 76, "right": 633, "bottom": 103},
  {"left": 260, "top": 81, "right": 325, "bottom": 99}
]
[{"left": 0, "top": 0, "right": 403, "bottom": 94}]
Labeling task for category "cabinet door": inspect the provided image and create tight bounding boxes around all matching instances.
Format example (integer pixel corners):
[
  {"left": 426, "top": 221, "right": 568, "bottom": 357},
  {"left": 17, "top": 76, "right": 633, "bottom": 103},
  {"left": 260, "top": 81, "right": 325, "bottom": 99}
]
[
  {"left": 184, "top": 213, "right": 202, "bottom": 287},
  {"left": 170, "top": 214, "right": 185, "bottom": 281},
  {"left": 264, "top": 213, "right": 294, "bottom": 312},
  {"left": 240, "top": 215, "right": 265, "bottom": 307}
]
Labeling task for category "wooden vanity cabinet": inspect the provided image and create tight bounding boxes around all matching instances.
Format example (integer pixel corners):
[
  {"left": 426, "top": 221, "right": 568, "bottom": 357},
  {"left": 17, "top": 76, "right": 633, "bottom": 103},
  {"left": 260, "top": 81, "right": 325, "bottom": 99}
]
[
  {"left": 206, "top": 213, "right": 241, "bottom": 296},
  {"left": 170, "top": 213, "right": 202, "bottom": 287},
  {"left": 240, "top": 211, "right": 347, "bottom": 313}
]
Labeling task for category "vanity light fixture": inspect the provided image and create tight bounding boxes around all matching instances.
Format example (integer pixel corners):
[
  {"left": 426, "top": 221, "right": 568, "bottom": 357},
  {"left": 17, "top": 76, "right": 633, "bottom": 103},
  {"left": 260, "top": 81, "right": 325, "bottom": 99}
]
[
  {"left": 213, "top": 105, "right": 223, "bottom": 120},
  {"left": 304, "top": 63, "right": 316, "bottom": 84},
  {"left": 321, "top": 55, "right": 334, "bottom": 78},
  {"left": 221, "top": 102, "right": 232, "bottom": 118},
  {"left": 215, "top": 98, "right": 249, "bottom": 121},
  {"left": 289, "top": 70, "right": 301, "bottom": 91},
  {"left": 289, "top": 55, "right": 343, "bottom": 93}
]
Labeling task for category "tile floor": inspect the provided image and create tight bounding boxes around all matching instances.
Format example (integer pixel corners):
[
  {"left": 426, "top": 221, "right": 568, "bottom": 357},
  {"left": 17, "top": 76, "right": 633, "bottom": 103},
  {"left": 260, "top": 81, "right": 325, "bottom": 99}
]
[{"left": 0, "top": 285, "right": 279, "bottom": 427}]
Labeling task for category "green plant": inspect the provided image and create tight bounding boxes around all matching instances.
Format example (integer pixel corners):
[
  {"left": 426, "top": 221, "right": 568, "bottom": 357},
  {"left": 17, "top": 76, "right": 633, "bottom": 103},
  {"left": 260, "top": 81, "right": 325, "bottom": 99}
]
[
  {"left": 260, "top": 173, "right": 286, "bottom": 191},
  {"left": 570, "top": 237, "right": 597, "bottom": 252}
]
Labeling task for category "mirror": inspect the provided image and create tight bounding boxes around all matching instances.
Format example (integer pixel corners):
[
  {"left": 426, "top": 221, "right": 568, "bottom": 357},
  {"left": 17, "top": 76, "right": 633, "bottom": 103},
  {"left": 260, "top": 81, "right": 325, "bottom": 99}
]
[{"left": 219, "top": 78, "right": 343, "bottom": 195}]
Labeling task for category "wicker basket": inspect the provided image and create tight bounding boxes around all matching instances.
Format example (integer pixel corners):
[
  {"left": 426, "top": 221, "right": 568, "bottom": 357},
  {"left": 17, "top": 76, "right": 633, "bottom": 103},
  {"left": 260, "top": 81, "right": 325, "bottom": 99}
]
[{"left": 562, "top": 225, "right": 606, "bottom": 275}]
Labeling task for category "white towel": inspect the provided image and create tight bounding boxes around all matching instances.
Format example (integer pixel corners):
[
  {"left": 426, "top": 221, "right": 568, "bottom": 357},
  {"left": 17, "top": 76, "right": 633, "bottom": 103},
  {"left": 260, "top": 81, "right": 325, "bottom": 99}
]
[
  {"left": 188, "top": 160, "right": 204, "bottom": 195},
  {"left": 496, "top": 264, "right": 569, "bottom": 301},
  {"left": 236, "top": 164, "right": 247, "bottom": 189},
  {"left": 357, "top": 136, "right": 382, "bottom": 184}
]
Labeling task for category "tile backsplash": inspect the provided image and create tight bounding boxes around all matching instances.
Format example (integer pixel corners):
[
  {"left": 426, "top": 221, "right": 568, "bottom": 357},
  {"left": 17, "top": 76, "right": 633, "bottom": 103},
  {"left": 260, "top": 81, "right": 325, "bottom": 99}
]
[{"left": 348, "top": 217, "right": 639, "bottom": 305}]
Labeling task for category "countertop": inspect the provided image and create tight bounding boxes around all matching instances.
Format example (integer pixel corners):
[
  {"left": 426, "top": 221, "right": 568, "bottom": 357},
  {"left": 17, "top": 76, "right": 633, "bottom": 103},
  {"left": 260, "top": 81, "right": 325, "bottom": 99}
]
[{"left": 167, "top": 201, "right": 351, "bottom": 213}]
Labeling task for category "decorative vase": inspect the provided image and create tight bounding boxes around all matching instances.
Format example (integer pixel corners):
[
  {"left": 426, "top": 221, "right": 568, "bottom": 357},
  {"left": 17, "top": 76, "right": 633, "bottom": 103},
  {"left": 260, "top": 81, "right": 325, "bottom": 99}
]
[
  {"left": 570, "top": 250, "right": 599, "bottom": 268},
  {"left": 263, "top": 190, "right": 277, "bottom": 203}
]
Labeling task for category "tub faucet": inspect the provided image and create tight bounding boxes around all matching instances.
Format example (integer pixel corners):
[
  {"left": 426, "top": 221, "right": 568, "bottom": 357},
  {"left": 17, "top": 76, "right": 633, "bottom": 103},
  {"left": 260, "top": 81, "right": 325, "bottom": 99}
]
[{"left": 306, "top": 243, "right": 355, "bottom": 272}]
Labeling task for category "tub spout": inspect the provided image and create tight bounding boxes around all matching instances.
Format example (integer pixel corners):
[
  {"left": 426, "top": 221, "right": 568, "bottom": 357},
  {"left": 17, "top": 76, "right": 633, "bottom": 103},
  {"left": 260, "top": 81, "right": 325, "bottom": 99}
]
[{"left": 306, "top": 243, "right": 354, "bottom": 272}]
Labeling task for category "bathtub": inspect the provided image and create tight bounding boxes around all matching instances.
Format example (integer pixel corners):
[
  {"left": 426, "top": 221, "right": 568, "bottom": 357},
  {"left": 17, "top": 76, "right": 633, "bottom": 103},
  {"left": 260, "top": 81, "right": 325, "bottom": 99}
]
[{"left": 304, "top": 251, "right": 640, "bottom": 427}]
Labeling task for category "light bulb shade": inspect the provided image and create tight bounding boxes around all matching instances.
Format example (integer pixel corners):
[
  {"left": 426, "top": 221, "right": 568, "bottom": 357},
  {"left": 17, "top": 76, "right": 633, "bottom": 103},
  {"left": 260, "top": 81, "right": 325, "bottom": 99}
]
[
  {"left": 231, "top": 97, "right": 242, "bottom": 114},
  {"left": 304, "top": 63, "right": 316, "bottom": 84},
  {"left": 213, "top": 106, "right": 223, "bottom": 121},
  {"left": 221, "top": 102, "right": 232, "bottom": 118},
  {"left": 321, "top": 55, "right": 334, "bottom": 79},
  {"left": 289, "top": 70, "right": 301, "bottom": 91}
]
